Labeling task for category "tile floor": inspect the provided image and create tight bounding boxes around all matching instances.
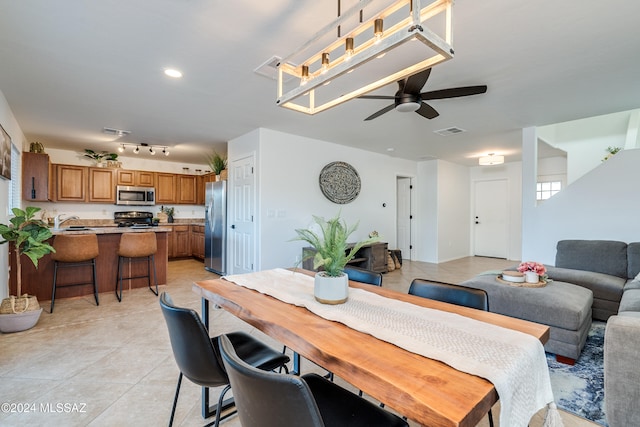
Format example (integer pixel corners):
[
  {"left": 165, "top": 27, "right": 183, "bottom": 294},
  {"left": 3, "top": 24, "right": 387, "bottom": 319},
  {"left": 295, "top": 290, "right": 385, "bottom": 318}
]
[{"left": 0, "top": 257, "right": 599, "bottom": 426}]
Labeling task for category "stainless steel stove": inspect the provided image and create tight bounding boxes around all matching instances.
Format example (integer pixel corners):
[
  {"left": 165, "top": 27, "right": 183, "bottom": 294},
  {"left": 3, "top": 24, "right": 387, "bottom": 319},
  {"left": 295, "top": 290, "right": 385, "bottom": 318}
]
[{"left": 114, "top": 211, "right": 155, "bottom": 228}]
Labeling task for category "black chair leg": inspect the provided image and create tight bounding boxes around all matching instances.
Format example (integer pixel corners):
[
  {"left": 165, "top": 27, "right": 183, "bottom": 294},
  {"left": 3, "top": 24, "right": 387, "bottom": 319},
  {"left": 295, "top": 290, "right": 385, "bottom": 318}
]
[
  {"left": 211, "top": 384, "right": 232, "bottom": 427},
  {"left": 488, "top": 408, "right": 494, "bottom": 427},
  {"left": 149, "top": 254, "right": 158, "bottom": 296},
  {"left": 169, "top": 372, "right": 183, "bottom": 427},
  {"left": 115, "top": 256, "right": 123, "bottom": 302},
  {"left": 50, "top": 262, "right": 59, "bottom": 313},
  {"left": 92, "top": 259, "right": 99, "bottom": 306}
]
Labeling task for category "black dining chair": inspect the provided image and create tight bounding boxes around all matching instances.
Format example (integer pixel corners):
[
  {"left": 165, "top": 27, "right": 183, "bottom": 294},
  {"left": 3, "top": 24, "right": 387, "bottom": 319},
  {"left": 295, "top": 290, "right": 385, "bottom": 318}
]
[
  {"left": 344, "top": 266, "right": 383, "bottom": 286},
  {"left": 219, "top": 334, "right": 409, "bottom": 427},
  {"left": 159, "top": 292, "right": 290, "bottom": 427},
  {"left": 408, "top": 279, "right": 494, "bottom": 427}
]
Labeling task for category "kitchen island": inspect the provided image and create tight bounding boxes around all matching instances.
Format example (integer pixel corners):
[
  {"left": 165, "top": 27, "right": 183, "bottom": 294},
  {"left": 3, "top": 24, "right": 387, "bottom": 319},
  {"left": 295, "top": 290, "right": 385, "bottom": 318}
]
[{"left": 9, "top": 227, "right": 171, "bottom": 302}]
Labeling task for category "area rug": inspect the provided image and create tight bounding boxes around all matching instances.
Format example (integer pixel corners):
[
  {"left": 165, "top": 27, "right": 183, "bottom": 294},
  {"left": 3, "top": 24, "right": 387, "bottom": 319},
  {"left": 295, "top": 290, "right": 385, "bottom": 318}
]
[{"left": 547, "top": 321, "right": 607, "bottom": 426}]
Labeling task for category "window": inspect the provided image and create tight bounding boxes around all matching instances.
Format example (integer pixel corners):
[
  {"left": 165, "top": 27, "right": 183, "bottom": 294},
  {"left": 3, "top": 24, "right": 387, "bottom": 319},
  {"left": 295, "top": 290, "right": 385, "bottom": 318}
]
[
  {"left": 536, "top": 180, "right": 562, "bottom": 201},
  {"left": 8, "top": 144, "right": 21, "bottom": 211}
]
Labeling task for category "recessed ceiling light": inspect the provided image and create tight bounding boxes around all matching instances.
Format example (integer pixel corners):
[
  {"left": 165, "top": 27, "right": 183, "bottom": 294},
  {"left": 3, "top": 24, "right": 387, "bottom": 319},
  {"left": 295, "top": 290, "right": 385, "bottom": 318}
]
[
  {"left": 386, "top": 148, "right": 395, "bottom": 152},
  {"left": 164, "top": 68, "right": 183, "bottom": 78}
]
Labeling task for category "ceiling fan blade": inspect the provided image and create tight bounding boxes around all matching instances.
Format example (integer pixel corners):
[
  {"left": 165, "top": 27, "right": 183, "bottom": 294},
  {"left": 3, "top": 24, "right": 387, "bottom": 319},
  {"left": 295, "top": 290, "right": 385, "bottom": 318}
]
[
  {"left": 364, "top": 103, "right": 396, "bottom": 121},
  {"left": 358, "top": 95, "right": 397, "bottom": 100},
  {"left": 403, "top": 68, "right": 432, "bottom": 94},
  {"left": 421, "top": 85, "right": 487, "bottom": 100},
  {"left": 415, "top": 102, "right": 439, "bottom": 119}
]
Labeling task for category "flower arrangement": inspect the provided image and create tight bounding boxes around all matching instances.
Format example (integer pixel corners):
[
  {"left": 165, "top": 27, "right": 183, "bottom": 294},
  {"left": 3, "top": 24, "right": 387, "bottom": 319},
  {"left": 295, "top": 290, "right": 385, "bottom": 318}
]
[{"left": 517, "top": 261, "right": 546, "bottom": 275}]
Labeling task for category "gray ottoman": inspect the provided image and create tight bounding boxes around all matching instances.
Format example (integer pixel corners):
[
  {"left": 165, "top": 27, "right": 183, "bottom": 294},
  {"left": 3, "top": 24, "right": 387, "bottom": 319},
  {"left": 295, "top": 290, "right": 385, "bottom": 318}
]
[{"left": 460, "top": 274, "right": 593, "bottom": 363}]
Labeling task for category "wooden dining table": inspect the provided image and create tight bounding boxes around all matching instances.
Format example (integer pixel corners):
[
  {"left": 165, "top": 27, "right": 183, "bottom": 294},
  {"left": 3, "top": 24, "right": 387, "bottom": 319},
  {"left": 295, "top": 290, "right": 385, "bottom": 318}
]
[{"left": 193, "top": 270, "right": 549, "bottom": 427}]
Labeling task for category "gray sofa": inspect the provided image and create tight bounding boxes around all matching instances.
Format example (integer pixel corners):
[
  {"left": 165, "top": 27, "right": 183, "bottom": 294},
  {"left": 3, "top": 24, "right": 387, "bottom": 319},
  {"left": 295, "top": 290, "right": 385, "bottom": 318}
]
[{"left": 544, "top": 239, "right": 640, "bottom": 427}]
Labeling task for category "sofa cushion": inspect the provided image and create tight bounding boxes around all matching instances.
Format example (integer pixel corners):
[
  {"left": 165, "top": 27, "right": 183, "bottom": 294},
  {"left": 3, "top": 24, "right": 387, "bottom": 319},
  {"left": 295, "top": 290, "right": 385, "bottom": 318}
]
[
  {"left": 545, "top": 266, "right": 625, "bottom": 302},
  {"left": 628, "top": 242, "right": 640, "bottom": 279},
  {"left": 556, "top": 240, "right": 628, "bottom": 278},
  {"left": 619, "top": 289, "right": 640, "bottom": 313},
  {"left": 625, "top": 279, "right": 640, "bottom": 291}
]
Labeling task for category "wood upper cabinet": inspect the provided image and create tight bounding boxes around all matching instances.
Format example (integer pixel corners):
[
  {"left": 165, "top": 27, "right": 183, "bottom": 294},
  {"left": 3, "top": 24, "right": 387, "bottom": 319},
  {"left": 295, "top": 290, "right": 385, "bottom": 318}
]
[
  {"left": 88, "top": 167, "right": 115, "bottom": 203},
  {"left": 56, "top": 164, "right": 87, "bottom": 202},
  {"left": 177, "top": 175, "right": 197, "bottom": 204},
  {"left": 22, "top": 152, "right": 52, "bottom": 201},
  {"left": 117, "top": 169, "right": 155, "bottom": 187},
  {"left": 155, "top": 173, "right": 177, "bottom": 204}
]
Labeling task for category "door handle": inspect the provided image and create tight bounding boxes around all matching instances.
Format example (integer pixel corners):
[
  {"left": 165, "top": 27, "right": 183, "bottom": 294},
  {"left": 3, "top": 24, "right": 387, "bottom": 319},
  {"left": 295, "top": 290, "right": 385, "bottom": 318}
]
[{"left": 231, "top": 224, "right": 236, "bottom": 229}]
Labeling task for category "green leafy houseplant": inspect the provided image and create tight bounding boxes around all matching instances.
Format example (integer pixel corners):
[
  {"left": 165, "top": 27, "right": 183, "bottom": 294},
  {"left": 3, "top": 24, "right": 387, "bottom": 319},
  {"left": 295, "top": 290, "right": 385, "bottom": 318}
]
[
  {"left": 0, "top": 207, "right": 55, "bottom": 314},
  {"left": 293, "top": 213, "right": 378, "bottom": 277},
  {"left": 83, "top": 149, "right": 118, "bottom": 163},
  {"left": 207, "top": 151, "right": 227, "bottom": 175}
]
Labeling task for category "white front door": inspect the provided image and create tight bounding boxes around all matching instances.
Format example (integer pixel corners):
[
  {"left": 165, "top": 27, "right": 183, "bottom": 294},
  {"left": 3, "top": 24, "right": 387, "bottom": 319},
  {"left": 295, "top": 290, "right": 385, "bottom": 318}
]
[
  {"left": 396, "top": 177, "right": 412, "bottom": 260},
  {"left": 229, "top": 154, "right": 256, "bottom": 274},
  {"left": 473, "top": 179, "right": 508, "bottom": 258}
]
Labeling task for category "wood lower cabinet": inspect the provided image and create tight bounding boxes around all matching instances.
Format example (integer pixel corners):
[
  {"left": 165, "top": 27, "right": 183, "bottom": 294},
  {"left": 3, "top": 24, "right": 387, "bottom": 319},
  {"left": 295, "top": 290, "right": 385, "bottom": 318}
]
[
  {"left": 88, "top": 167, "right": 115, "bottom": 203},
  {"left": 22, "top": 152, "right": 52, "bottom": 201},
  {"left": 56, "top": 164, "right": 87, "bottom": 202},
  {"left": 302, "top": 242, "right": 388, "bottom": 273},
  {"left": 168, "top": 224, "right": 191, "bottom": 258},
  {"left": 191, "top": 225, "right": 205, "bottom": 259}
]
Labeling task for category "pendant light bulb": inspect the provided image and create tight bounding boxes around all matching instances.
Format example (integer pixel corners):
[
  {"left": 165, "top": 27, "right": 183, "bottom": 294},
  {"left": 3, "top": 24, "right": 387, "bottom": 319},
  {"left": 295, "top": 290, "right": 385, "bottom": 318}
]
[
  {"left": 300, "top": 65, "right": 310, "bottom": 86},
  {"left": 345, "top": 37, "right": 354, "bottom": 60},
  {"left": 149, "top": 147, "right": 155, "bottom": 155},
  {"left": 163, "top": 147, "right": 170, "bottom": 156},
  {"left": 374, "top": 19, "right": 383, "bottom": 43},
  {"left": 118, "top": 144, "right": 125, "bottom": 153},
  {"left": 133, "top": 145, "right": 140, "bottom": 154},
  {"left": 321, "top": 53, "right": 330, "bottom": 74}
]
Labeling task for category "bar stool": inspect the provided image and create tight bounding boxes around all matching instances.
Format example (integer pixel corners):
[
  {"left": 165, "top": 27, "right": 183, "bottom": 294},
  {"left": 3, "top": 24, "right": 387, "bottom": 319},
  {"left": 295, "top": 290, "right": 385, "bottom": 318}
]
[
  {"left": 115, "top": 232, "right": 159, "bottom": 302},
  {"left": 50, "top": 234, "right": 100, "bottom": 313}
]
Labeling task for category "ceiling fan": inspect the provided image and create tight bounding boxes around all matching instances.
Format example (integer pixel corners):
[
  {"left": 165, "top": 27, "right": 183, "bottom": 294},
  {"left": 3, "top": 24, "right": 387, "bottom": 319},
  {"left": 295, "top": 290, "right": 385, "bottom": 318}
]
[{"left": 358, "top": 68, "right": 487, "bottom": 121}]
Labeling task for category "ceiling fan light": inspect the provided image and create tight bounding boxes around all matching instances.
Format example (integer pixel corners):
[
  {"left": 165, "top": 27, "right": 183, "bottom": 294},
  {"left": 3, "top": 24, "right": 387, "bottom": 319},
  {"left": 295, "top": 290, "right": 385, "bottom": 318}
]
[
  {"left": 479, "top": 153, "right": 504, "bottom": 166},
  {"left": 396, "top": 102, "right": 420, "bottom": 112}
]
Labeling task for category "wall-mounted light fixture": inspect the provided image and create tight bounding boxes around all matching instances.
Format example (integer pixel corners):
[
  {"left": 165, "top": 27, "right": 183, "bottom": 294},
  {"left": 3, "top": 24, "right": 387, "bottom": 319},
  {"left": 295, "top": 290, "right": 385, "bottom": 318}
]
[
  {"left": 478, "top": 153, "right": 505, "bottom": 166},
  {"left": 275, "top": 0, "right": 454, "bottom": 115},
  {"left": 119, "top": 142, "right": 169, "bottom": 156}
]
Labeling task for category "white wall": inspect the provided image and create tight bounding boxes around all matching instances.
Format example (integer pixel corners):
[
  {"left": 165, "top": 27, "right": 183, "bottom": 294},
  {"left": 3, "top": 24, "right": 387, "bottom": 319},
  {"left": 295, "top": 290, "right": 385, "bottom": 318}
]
[
  {"left": 25, "top": 147, "right": 209, "bottom": 221},
  {"left": 416, "top": 161, "right": 438, "bottom": 262},
  {"left": 229, "top": 128, "right": 417, "bottom": 271},
  {"left": 0, "top": 90, "right": 27, "bottom": 300}
]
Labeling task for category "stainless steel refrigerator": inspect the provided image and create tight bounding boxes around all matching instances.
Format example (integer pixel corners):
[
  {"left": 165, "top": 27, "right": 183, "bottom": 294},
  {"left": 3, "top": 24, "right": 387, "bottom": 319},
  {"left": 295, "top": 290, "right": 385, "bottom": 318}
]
[{"left": 205, "top": 181, "right": 227, "bottom": 275}]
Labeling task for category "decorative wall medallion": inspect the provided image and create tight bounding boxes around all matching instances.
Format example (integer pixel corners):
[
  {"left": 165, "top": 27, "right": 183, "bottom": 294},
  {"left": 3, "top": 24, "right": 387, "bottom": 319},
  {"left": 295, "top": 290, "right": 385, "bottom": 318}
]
[{"left": 319, "top": 161, "right": 361, "bottom": 204}]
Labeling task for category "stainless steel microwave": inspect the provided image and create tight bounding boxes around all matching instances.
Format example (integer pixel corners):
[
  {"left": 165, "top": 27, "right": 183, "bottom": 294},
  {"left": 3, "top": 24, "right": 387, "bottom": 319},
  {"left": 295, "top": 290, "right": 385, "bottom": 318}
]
[{"left": 116, "top": 185, "right": 156, "bottom": 206}]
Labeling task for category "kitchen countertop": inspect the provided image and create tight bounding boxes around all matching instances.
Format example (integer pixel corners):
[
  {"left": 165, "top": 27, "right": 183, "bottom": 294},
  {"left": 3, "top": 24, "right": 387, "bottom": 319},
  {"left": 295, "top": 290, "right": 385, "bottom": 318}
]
[{"left": 50, "top": 226, "right": 173, "bottom": 235}]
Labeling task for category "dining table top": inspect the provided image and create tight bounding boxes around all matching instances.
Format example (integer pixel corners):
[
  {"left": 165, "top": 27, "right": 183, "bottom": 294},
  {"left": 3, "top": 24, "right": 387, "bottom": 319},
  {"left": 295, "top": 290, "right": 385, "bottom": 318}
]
[{"left": 193, "top": 270, "right": 549, "bottom": 427}]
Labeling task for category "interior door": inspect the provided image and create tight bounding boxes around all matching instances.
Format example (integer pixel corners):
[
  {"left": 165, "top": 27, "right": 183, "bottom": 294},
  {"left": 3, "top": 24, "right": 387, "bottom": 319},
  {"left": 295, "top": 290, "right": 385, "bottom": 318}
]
[
  {"left": 396, "top": 177, "right": 412, "bottom": 260},
  {"left": 229, "top": 154, "right": 256, "bottom": 274},
  {"left": 473, "top": 179, "right": 508, "bottom": 258}
]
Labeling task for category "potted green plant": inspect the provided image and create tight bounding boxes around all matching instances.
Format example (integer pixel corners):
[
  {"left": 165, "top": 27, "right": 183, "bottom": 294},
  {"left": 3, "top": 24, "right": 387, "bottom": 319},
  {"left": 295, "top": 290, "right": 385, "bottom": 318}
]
[
  {"left": 207, "top": 151, "right": 227, "bottom": 180},
  {"left": 0, "top": 207, "right": 55, "bottom": 333},
  {"left": 293, "top": 213, "right": 377, "bottom": 304},
  {"left": 83, "top": 149, "right": 119, "bottom": 167}
]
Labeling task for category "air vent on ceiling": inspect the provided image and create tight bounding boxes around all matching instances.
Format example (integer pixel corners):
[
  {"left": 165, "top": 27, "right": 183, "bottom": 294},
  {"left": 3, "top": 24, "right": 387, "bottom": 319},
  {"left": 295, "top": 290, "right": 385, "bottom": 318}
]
[
  {"left": 254, "top": 55, "right": 294, "bottom": 82},
  {"left": 102, "top": 127, "right": 131, "bottom": 137},
  {"left": 433, "top": 127, "right": 466, "bottom": 136}
]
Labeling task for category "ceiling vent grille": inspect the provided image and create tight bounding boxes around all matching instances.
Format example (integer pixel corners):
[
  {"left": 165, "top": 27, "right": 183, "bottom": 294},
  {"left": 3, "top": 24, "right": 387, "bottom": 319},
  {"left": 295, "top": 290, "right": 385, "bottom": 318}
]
[
  {"left": 433, "top": 127, "right": 466, "bottom": 136},
  {"left": 102, "top": 127, "right": 131, "bottom": 137}
]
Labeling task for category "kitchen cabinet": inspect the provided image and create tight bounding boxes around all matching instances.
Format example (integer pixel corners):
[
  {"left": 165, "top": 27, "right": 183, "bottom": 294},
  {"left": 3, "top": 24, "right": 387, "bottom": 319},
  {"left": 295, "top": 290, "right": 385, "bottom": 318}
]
[
  {"left": 191, "top": 225, "right": 205, "bottom": 259},
  {"left": 88, "top": 167, "right": 115, "bottom": 203},
  {"left": 22, "top": 152, "right": 52, "bottom": 201},
  {"left": 156, "top": 172, "right": 177, "bottom": 204},
  {"left": 116, "top": 169, "right": 155, "bottom": 187},
  {"left": 177, "top": 175, "right": 197, "bottom": 204},
  {"left": 167, "top": 224, "right": 190, "bottom": 258},
  {"left": 56, "top": 164, "right": 87, "bottom": 202}
]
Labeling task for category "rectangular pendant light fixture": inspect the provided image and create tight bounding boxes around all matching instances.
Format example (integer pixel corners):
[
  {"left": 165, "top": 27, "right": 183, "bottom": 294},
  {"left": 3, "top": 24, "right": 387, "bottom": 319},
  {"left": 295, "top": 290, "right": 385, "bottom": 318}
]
[{"left": 276, "top": 0, "right": 454, "bottom": 115}]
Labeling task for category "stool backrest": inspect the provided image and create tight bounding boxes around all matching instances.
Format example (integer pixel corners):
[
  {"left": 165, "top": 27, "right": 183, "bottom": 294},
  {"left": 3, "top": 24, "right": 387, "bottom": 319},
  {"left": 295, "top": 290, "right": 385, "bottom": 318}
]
[
  {"left": 344, "top": 266, "right": 383, "bottom": 286},
  {"left": 51, "top": 234, "right": 99, "bottom": 262},
  {"left": 408, "top": 279, "right": 489, "bottom": 311},
  {"left": 118, "top": 232, "right": 157, "bottom": 257}
]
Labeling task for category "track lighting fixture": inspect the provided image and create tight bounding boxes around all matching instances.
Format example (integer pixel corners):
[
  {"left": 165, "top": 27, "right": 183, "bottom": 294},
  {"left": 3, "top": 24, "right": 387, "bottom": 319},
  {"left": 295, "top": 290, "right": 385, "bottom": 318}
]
[{"left": 117, "top": 142, "right": 170, "bottom": 156}]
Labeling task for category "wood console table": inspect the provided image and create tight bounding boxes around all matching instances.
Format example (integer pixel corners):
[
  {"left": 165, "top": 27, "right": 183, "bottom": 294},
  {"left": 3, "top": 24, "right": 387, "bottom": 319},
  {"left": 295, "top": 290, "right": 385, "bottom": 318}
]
[{"left": 302, "top": 241, "right": 388, "bottom": 273}]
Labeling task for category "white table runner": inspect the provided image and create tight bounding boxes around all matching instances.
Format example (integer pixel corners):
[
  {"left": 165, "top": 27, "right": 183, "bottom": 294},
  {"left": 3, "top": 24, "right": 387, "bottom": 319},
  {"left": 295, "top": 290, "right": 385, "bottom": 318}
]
[{"left": 223, "top": 268, "right": 562, "bottom": 427}]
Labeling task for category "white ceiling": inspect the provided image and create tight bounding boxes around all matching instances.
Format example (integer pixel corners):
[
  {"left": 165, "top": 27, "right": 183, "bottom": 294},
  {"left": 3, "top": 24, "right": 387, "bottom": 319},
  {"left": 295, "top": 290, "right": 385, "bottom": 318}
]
[{"left": 1, "top": 0, "right": 639, "bottom": 166}]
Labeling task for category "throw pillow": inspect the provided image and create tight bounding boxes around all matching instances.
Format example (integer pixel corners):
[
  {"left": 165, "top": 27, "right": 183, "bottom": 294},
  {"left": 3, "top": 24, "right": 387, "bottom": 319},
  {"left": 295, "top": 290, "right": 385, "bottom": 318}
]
[{"left": 633, "top": 272, "right": 640, "bottom": 282}]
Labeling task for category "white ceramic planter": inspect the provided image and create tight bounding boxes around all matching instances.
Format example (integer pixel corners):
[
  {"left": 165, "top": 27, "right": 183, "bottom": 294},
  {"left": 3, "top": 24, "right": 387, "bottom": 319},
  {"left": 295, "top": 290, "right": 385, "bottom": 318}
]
[
  {"left": 0, "top": 308, "right": 43, "bottom": 333},
  {"left": 525, "top": 271, "right": 539, "bottom": 283},
  {"left": 314, "top": 272, "right": 349, "bottom": 304}
]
